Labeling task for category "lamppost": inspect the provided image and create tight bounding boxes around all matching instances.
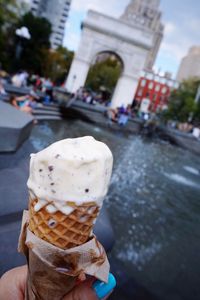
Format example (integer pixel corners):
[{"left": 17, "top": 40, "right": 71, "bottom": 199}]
[{"left": 15, "top": 26, "right": 31, "bottom": 60}]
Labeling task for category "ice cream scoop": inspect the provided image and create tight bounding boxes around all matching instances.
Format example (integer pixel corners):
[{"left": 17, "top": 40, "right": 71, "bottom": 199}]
[{"left": 27, "top": 136, "right": 113, "bottom": 215}]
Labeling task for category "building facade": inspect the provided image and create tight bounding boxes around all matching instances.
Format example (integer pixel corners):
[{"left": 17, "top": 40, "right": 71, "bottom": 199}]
[
  {"left": 177, "top": 46, "right": 200, "bottom": 82},
  {"left": 30, "top": 0, "right": 71, "bottom": 49},
  {"left": 134, "top": 71, "right": 179, "bottom": 112},
  {"left": 121, "top": 0, "right": 164, "bottom": 70}
]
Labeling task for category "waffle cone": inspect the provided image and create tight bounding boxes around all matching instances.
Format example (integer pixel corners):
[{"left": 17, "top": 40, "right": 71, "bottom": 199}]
[{"left": 29, "top": 199, "right": 99, "bottom": 249}]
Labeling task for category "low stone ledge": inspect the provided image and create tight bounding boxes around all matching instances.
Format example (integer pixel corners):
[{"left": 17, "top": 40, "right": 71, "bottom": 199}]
[{"left": 0, "top": 101, "right": 34, "bottom": 152}]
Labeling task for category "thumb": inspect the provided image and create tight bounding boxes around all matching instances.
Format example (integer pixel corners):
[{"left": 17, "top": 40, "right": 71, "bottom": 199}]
[
  {"left": 62, "top": 279, "right": 98, "bottom": 300},
  {"left": 62, "top": 277, "right": 114, "bottom": 300}
]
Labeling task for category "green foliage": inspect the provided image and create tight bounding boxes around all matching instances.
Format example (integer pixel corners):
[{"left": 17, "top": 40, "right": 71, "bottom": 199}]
[
  {"left": 0, "top": 0, "right": 19, "bottom": 26},
  {"left": 0, "top": 0, "right": 19, "bottom": 68},
  {"left": 0, "top": 7, "right": 73, "bottom": 81},
  {"left": 14, "top": 12, "right": 52, "bottom": 73},
  {"left": 86, "top": 58, "right": 122, "bottom": 93},
  {"left": 164, "top": 78, "right": 200, "bottom": 123},
  {"left": 41, "top": 46, "right": 74, "bottom": 84},
  {"left": 0, "top": 9, "right": 52, "bottom": 73}
]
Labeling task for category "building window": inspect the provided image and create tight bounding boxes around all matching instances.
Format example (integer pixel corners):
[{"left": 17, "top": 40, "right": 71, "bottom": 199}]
[
  {"left": 174, "top": 82, "right": 179, "bottom": 89},
  {"left": 141, "top": 79, "right": 146, "bottom": 87},
  {"left": 138, "top": 89, "right": 143, "bottom": 96},
  {"left": 148, "top": 82, "right": 154, "bottom": 89},
  {"left": 58, "top": 26, "right": 65, "bottom": 30},
  {"left": 54, "top": 31, "right": 63, "bottom": 36},
  {"left": 155, "top": 84, "right": 160, "bottom": 91},
  {"left": 161, "top": 87, "right": 167, "bottom": 94}
]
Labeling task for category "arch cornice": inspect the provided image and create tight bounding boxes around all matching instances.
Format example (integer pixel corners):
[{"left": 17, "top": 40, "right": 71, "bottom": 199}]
[{"left": 83, "top": 21, "right": 152, "bottom": 51}]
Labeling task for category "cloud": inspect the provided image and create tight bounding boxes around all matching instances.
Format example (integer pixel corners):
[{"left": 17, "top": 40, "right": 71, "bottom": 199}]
[
  {"left": 156, "top": 14, "right": 200, "bottom": 75},
  {"left": 160, "top": 21, "right": 189, "bottom": 61},
  {"left": 164, "top": 22, "right": 176, "bottom": 35},
  {"left": 71, "top": 0, "right": 129, "bottom": 18}
]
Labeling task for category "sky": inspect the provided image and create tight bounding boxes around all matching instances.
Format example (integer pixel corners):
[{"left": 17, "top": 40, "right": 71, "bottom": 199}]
[{"left": 63, "top": 0, "right": 200, "bottom": 79}]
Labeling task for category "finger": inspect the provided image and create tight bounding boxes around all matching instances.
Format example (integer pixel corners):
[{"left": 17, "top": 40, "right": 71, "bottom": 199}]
[
  {"left": 92, "top": 273, "right": 116, "bottom": 300},
  {"left": 15, "top": 265, "right": 28, "bottom": 297},
  {"left": 0, "top": 265, "right": 27, "bottom": 300},
  {"left": 63, "top": 273, "right": 116, "bottom": 300},
  {"left": 63, "top": 279, "right": 98, "bottom": 300},
  {"left": 102, "top": 290, "right": 113, "bottom": 300}
]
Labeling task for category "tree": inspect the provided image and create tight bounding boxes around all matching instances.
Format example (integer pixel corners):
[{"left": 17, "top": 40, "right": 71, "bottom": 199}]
[
  {"left": 13, "top": 12, "right": 52, "bottom": 74},
  {"left": 85, "top": 58, "right": 122, "bottom": 94},
  {"left": 164, "top": 78, "right": 200, "bottom": 123},
  {"left": 41, "top": 46, "right": 74, "bottom": 84},
  {"left": 0, "top": 0, "right": 19, "bottom": 69}
]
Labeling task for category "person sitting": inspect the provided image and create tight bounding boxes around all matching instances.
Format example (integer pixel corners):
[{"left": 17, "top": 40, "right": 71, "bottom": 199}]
[{"left": 9, "top": 94, "right": 37, "bottom": 114}]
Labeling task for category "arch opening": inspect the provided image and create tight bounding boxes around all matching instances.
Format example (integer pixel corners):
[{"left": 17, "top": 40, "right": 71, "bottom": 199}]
[{"left": 85, "top": 51, "right": 124, "bottom": 105}]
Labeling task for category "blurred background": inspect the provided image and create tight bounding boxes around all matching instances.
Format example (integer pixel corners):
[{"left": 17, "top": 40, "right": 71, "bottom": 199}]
[{"left": 0, "top": 1, "right": 200, "bottom": 300}]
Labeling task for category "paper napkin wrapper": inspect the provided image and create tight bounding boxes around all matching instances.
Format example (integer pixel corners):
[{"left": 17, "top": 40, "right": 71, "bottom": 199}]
[{"left": 18, "top": 210, "right": 110, "bottom": 300}]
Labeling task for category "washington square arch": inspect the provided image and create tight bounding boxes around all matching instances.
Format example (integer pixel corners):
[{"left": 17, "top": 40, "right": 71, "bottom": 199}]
[{"left": 65, "top": 0, "right": 163, "bottom": 108}]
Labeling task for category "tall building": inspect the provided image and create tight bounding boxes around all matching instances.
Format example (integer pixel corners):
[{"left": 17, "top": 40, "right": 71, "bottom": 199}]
[
  {"left": 120, "top": 0, "right": 164, "bottom": 70},
  {"left": 177, "top": 46, "right": 200, "bottom": 82},
  {"left": 30, "top": 0, "right": 71, "bottom": 49}
]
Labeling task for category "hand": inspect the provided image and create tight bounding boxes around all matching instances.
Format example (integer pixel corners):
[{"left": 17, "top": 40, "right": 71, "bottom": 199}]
[
  {"left": 0, "top": 265, "right": 27, "bottom": 300},
  {"left": 0, "top": 266, "right": 113, "bottom": 300}
]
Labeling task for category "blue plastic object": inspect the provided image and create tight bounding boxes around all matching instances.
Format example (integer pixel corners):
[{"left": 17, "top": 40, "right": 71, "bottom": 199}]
[{"left": 92, "top": 273, "right": 116, "bottom": 299}]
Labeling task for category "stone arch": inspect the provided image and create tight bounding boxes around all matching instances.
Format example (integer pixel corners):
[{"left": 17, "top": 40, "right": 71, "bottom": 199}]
[{"left": 65, "top": 10, "right": 153, "bottom": 108}]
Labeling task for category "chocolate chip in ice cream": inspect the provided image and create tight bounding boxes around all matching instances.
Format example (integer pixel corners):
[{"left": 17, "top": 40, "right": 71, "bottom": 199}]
[{"left": 48, "top": 166, "right": 54, "bottom": 172}]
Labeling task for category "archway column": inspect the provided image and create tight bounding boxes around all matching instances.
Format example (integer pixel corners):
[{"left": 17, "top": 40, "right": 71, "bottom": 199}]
[
  {"left": 65, "top": 57, "right": 90, "bottom": 93},
  {"left": 111, "top": 74, "right": 138, "bottom": 108}
]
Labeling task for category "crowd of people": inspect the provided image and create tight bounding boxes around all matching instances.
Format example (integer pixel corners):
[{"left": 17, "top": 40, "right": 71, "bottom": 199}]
[
  {"left": 75, "top": 87, "right": 111, "bottom": 106},
  {"left": 1, "top": 72, "right": 144, "bottom": 127},
  {"left": 106, "top": 105, "right": 135, "bottom": 126},
  {"left": 75, "top": 87, "right": 152, "bottom": 126},
  {"left": 0, "top": 70, "right": 55, "bottom": 102},
  {"left": 0, "top": 70, "right": 57, "bottom": 119},
  {"left": 75, "top": 87, "right": 142, "bottom": 126},
  {"left": 2, "top": 71, "right": 200, "bottom": 135},
  {"left": 10, "top": 71, "right": 53, "bottom": 92},
  {"left": 168, "top": 121, "right": 200, "bottom": 139}
]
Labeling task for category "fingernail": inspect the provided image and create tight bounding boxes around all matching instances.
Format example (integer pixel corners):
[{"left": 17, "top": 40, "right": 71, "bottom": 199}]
[{"left": 92, "top": 273, "right": 116, "bottom": 299}]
